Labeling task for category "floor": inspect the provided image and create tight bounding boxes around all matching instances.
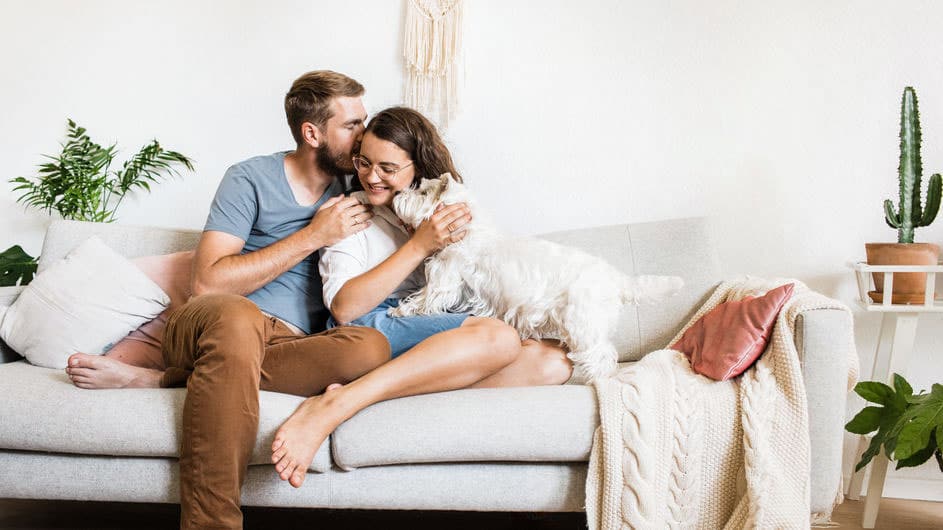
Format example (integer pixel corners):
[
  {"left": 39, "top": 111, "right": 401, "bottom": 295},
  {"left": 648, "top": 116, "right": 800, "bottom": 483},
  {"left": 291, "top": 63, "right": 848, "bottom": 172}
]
[
  {"left": 0, "top": 497, "right": 940, "bottom": 529},
  {"left": 831, "top": 498, "right": 943, "bottom": 530}
]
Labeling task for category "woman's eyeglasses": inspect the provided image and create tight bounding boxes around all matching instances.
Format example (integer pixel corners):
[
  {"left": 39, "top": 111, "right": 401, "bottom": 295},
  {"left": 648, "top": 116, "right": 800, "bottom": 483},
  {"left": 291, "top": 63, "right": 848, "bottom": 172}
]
[{"left": 352, "top": 155, "right": 413, "bottom": 179}]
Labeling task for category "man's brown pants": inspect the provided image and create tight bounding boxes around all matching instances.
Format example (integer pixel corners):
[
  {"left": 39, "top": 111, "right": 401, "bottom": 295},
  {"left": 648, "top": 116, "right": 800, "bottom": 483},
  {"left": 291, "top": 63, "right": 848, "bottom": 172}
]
[{"left": 160, "top": 293, "right": 390, "bottom": 530}]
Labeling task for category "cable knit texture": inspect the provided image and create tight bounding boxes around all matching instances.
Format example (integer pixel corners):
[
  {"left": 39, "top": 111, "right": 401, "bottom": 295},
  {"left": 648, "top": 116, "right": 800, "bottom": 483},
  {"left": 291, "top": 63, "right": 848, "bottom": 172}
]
[{"left": 586, "top": 278, "right": 859, "bottom": 529}]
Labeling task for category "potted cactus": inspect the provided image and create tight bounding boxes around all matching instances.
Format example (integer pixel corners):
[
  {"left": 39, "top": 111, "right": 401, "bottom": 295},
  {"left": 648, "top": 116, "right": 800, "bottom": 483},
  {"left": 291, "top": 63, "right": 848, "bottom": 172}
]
[{"left": 866, "top": 86, "right": 942, "bottom": 303}]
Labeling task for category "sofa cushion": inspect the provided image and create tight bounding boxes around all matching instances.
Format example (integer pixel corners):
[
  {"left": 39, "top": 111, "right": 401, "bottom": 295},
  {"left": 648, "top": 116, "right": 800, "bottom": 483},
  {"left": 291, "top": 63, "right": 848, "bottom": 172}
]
[
  {"left": 538, "top": 217, "right": 720, "bottom": 362},
  {"left": 0, "top": 237, "right": 169, "bottom": 369},
  {"left": 0, "top": 286, "right": 23, "bottom": 362},
  {"left": 673, "top": 283, "right": 794, "bottom": 380},
  {"left": 104, "top": 252, "right": 194, "bottom": 369},
  {"left": 36, "top": 218, "right": 719, "bottom": 365},
  {"left": 0, "top": 361, "right": 331, "bottom": 472},
  {"left": 331, "top": 384, "right": 598, "bottom": 470},
  {"left": 38, "top": 221, "right": 201, "bottom": 273},
  {"left": 0, "top": 285, "right": 24, "bottom": 307}
]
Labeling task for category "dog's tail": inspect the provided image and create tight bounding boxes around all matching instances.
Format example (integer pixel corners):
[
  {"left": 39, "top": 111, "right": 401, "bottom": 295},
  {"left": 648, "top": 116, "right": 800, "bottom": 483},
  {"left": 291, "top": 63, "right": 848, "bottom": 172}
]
[{"left": 621, "top": 274, "right": 684, "bottom": 305}]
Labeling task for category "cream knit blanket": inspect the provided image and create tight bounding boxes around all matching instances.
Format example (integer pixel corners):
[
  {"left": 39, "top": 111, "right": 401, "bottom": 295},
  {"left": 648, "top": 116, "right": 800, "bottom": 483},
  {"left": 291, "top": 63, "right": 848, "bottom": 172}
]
[{"left": 586, "top": 279, "right": 858, "bottom": 529}]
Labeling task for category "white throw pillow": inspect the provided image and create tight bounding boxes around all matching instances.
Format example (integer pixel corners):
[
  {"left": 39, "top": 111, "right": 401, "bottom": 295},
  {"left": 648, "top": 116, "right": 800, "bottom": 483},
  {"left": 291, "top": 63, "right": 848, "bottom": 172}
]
[{"left": 0, "top": 236, "right": 170, "bottom": 368}]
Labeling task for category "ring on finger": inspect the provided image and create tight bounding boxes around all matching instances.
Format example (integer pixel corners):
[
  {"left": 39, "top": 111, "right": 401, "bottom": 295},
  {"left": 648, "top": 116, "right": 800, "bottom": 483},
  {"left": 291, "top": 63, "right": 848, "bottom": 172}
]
[
  {"left": 354, "top": 215, "right": 361, "bottom": 225},
  {"left": 447, "top": 222, "right": 455, "bottom": 233}
]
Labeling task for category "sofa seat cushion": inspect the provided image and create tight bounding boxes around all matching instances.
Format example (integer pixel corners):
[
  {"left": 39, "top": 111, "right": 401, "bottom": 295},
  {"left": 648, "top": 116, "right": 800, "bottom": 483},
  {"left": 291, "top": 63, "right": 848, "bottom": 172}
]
[
  {"left": 331, "top": 384, "right": 598, "bottom": 470},
  {"left": 0, "top": 361, "right": 331, "bottom": 472}
]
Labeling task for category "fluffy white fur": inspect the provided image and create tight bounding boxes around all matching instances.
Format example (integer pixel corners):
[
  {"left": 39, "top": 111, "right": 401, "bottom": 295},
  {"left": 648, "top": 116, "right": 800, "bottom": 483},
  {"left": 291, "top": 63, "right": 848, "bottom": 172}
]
[{"left": 389, "top": 174, "right": 684, "bottom": 381}]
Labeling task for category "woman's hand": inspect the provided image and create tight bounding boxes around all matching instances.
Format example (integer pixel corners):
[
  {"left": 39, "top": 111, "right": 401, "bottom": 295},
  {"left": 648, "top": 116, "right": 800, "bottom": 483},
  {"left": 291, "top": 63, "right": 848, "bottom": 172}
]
[
  {"left": 410, "top": 202, "right": 472, "bottom": 255},
  {"left": 330, "top": 203, "right": 470, "bottom": 324}
]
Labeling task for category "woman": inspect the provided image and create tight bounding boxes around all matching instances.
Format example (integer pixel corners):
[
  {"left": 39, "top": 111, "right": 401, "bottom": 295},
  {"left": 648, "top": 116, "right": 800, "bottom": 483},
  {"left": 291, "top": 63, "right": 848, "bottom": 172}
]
[{"left": 271, "top": 107, "right": 573, "bottom": 487}]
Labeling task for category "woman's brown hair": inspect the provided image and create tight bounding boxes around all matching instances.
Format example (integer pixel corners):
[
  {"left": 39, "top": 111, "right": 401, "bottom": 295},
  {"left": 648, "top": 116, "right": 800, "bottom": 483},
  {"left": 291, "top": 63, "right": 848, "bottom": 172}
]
[{"left": 363, "top": 107, "right": 463, "bottom": 187}]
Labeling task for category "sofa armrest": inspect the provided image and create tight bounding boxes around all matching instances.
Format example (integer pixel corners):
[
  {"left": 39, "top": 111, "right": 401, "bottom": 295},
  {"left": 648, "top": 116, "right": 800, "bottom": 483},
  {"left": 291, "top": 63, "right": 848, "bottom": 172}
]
[
  {"left": 0, "top": 286, "right": 25, "bottom": 364},
  {"left": 0, "top": 285, "right": 23, "bottom": 306},
  {"left": 795, "top": 308, "right": 855, "bottom": 514}
]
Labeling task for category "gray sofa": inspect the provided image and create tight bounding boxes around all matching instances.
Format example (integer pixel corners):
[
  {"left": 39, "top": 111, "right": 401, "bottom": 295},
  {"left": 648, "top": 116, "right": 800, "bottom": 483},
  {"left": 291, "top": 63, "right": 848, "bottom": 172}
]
[{"left": 0, "top": 217, "right": 853, "bottom": 517}]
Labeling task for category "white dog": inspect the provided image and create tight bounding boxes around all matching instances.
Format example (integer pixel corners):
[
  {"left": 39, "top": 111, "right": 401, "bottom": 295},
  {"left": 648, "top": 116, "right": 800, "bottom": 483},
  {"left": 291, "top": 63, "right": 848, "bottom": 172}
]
[{"left": 389, "top": 174, "right": 684, "bottom": 381}]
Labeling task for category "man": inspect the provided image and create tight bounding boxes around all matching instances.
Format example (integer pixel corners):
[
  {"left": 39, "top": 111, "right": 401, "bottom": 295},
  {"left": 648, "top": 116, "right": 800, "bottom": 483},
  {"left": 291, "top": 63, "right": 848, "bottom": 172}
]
[{"left": 69, "top": 70, "right": 392, "bottom": 529}]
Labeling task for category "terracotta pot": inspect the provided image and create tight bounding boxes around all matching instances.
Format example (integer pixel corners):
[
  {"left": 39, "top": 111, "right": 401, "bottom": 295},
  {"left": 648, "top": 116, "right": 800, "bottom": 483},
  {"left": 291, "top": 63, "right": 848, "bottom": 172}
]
[{"left": 865, "top": 242, "right": 941, "bottom": 304}]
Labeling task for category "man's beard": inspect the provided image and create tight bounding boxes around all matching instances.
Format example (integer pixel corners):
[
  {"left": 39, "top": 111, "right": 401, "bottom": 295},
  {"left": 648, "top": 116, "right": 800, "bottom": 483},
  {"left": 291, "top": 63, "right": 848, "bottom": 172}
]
[{"left": 315, "top": 141, "right": 354, "bottom": 178}]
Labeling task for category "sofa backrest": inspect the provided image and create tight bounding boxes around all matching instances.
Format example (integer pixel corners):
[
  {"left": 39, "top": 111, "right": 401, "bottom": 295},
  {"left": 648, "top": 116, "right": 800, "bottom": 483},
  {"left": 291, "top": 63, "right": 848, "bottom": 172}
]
[
  {"left": 38, "top": 220, "right": 202, "bottom": 274},
  {"left": 538, "top": 217, "right": 720, "bottom": 361},
  {"left": 39, "top": 217, "right": 721, "bottom": 362}
]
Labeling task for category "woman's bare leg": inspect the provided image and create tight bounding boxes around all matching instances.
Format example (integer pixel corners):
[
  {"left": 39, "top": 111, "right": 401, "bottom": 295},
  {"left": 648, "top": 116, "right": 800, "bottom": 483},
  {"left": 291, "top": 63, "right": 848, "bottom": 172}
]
[
  {"left": 469, "top": 338, "right": 573, "bottom": 388},
  {"left": 271, "top": 317, "right": 520, "bottom": 487}
]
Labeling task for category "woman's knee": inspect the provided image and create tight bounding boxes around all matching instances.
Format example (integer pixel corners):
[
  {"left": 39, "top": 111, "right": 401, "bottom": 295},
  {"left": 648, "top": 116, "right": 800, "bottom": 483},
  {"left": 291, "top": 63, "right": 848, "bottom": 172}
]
[{"left": 466, "top": 318, "right": 521, "bottom": 365}]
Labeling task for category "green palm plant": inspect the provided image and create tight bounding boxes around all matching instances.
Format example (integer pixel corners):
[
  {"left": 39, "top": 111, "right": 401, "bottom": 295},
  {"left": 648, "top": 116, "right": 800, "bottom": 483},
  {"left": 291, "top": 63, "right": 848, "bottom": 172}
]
[
  {"left": 10, "top": 119, "right": 194, "bottom": 223},
  {"left": 2, "top": 119, "right": 194, "bottom": 286}
]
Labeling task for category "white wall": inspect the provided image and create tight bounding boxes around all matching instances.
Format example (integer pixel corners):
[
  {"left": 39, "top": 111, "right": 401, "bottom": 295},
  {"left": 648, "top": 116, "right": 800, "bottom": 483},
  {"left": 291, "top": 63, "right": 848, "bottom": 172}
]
[{"left": 2, "top": 0, "right": 943, "bottom": 500}]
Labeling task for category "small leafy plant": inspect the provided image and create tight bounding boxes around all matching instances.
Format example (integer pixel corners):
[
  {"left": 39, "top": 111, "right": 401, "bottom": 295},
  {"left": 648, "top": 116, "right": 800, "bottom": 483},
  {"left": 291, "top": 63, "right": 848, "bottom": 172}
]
[
  {"left": 10, "top": 119, "right": 194, "bottom": 223},
  {"left": 0, "top": 245, "right": 38, "bottom": 287},
  {"left": 2, "top": 119, "right": 193, "bottom": 286},
  {"left": 846, "top": 373, "right": 943, "bottom": 472}
]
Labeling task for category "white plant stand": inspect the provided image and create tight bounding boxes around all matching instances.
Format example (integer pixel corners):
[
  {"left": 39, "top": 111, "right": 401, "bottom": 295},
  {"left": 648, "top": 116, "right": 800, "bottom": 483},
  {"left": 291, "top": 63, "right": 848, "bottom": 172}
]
[{"left": 845, "top": 261, "right": 943, "bottom": 528}]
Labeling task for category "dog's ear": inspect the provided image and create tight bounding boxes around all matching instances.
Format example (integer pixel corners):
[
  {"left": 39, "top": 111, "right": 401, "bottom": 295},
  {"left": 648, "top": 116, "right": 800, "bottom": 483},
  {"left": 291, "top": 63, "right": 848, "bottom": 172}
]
[{"left": 439, "top": 173, "right": 453, "bottom": 190}]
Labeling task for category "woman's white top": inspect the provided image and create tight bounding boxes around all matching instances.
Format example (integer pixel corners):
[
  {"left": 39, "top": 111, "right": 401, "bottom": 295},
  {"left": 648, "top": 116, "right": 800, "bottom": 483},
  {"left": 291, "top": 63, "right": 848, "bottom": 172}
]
[{"left": 318, "top": 192, "right": 425, "bottom": 311}]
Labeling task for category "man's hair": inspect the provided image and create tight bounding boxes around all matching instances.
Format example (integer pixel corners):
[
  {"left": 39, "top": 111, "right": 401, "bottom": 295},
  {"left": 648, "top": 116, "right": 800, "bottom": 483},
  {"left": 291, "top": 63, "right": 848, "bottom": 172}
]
[
  {"left": 364, "top": 106, "right": 463, "bottom": 186},
  {"left": 285, "top": 70, "right": 364, "bottom": 145}
]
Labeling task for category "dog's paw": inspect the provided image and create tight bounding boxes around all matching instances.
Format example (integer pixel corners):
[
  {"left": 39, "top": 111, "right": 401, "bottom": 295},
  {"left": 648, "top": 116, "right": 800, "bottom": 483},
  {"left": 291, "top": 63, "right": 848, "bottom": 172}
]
[
  {"left": 566, "top": 345, "right": 618, "bottom": 382},
  {"left": 387, "top": 305, "right": 414, "bottom": 318}
]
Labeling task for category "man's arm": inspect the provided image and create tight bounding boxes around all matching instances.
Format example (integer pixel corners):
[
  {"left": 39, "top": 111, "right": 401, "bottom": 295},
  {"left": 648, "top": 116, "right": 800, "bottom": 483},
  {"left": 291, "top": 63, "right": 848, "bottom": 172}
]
[{"left": 191, "top": 196, "right": 373, "bottom": 296}]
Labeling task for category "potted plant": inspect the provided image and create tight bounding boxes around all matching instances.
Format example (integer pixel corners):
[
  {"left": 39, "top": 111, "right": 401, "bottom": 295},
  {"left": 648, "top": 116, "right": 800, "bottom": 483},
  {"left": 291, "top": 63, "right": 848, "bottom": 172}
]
[
  {"left": 0, "top": 246, "right": 37, "bottom": 287},
  {"left": 866, "top": 86, "right": 942, "bottom": 304},
  {"left": 2, "top": 119, "right": 193, "bottom": 285},
  {"left": 846, "top": 373, "right": 943, "bottom": 474}
]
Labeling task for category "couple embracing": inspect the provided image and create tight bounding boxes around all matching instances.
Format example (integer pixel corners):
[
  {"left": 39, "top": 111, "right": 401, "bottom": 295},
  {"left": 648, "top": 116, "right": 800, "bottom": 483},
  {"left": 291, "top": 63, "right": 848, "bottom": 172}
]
[{"left": 64, "top": 70, "right": 572, "bottom": 529}]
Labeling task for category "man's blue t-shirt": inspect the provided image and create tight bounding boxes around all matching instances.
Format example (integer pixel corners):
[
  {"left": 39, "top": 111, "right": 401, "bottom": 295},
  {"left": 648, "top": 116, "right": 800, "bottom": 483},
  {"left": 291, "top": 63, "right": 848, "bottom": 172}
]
[{"left": 204, "top": 152, "right": 343, "bottom": 334}]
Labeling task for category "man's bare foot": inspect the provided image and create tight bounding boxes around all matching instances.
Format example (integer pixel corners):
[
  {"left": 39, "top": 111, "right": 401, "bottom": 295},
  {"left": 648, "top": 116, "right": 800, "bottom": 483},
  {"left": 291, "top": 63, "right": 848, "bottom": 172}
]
[
  {"left": 65, "top": 353, "right": 163, "bottom": 389},
  {"left": 271, "top": 383, "right": 351, "bottom": 488}
]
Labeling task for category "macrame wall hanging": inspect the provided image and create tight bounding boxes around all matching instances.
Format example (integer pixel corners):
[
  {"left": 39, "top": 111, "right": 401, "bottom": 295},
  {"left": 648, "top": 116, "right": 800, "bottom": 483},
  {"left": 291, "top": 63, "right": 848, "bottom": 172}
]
[{"left": 403, "top": 0, "right": 464, "bottom": 129}]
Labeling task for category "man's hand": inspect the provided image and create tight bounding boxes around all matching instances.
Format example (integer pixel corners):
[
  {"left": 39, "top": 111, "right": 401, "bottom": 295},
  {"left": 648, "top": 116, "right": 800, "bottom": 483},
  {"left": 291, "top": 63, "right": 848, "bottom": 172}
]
[
  {"left": 308, "top": 196, "right": 374, "bottom": 247},
  {"left": 410, "top": 202, "right": 472, "bottom": 255}
]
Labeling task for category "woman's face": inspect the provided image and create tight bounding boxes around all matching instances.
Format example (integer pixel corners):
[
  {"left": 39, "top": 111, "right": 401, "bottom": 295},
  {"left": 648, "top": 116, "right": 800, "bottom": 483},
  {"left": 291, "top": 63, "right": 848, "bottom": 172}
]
[{"left": 354, "top": 132, "right": 416, "bottom": 207}]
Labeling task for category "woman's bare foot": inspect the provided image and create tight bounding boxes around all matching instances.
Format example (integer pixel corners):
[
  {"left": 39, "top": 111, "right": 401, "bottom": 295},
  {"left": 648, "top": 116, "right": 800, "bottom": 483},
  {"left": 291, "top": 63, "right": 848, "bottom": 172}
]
[
  {"left": 271, "top": 383, "right": 352, "bottom": 488},
  {"left": 65, "top": 353, "right": 163, "bottom": 389}
]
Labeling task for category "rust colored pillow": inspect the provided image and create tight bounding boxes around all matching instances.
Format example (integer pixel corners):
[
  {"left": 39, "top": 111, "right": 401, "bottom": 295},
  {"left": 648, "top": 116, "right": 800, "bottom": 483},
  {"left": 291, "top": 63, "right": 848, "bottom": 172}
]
[
  {"left": 672, "top": 283, "right": 794, "bottom": 381},
  {"left": 103, "top": 251, "right": 193, "bottom": 369}
]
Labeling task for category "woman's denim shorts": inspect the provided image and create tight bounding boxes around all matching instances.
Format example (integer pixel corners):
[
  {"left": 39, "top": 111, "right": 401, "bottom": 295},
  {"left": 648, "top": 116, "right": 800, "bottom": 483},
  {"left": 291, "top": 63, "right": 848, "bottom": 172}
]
[{"left": 327, "top": 297, "right": 470, "bottom": 358}]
